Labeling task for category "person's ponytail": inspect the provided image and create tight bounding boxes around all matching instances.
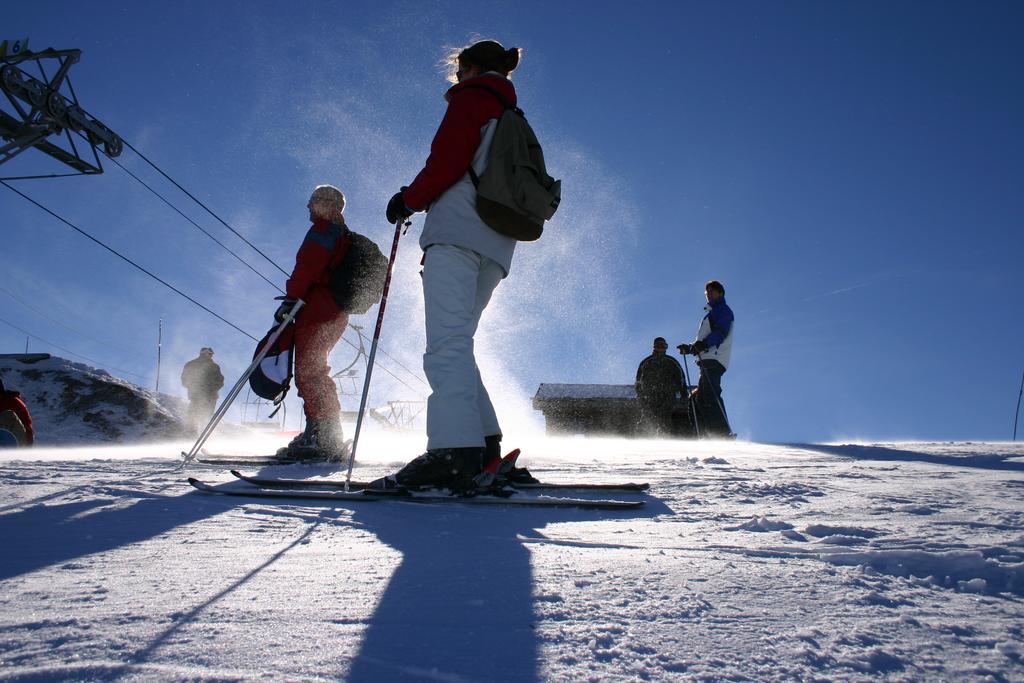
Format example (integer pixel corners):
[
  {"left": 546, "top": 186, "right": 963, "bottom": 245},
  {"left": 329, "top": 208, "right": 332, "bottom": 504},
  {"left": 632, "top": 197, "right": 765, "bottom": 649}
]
[
  {"left": 503, "top": 47, "right": 521, "bottom": 73},
  {"left": 447, "top": 39, "right": 522, "bottom": 81}
]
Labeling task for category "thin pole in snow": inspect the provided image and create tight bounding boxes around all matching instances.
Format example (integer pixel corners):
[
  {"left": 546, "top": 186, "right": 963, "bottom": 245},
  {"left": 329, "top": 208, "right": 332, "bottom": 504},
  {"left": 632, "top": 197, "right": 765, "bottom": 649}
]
[
  {"left": 156, "top": 318, "right": 163, "bottom": 393},
  {"left": 345, "top": 217, "right": 408, "bottom": 490},
  {"left": 24, "top": 336, "right": 28, "bottom": 353},
  {"left": 1014, "top": 368, "right": 1024, "bottom": 441},
  {"left": 681, "top": 354, "right": 701, "bottom": 439}
]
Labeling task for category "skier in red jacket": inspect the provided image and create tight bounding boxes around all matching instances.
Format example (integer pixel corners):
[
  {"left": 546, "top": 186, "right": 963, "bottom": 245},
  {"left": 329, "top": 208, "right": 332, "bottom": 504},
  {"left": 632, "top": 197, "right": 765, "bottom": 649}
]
[
  {"left": 274, "top": 185, "right": 352, "bottom": 460},
  {"left": 377, "top": 39, "right": 523, "bottom": 491},
  {"left": 0, "top": 376, "right": 33, "bottom": 446}
]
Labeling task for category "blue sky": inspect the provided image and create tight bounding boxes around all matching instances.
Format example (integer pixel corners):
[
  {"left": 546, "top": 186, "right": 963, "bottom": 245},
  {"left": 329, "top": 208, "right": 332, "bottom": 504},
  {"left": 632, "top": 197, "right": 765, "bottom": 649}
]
[{"left": 2, "top": 1, "right": 1021, "bottom": 442}]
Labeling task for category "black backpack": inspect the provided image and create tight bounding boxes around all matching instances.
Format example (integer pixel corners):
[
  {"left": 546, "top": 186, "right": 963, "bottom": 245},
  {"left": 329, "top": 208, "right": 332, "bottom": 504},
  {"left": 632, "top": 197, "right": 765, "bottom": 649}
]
[{"left": 329, "top": 230, "right": 388, "bottom": 314}]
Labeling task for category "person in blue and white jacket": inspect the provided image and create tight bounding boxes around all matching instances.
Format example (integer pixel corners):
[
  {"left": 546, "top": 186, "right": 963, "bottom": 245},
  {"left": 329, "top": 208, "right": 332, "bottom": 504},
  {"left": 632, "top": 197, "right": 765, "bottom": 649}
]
[{"left": 678, "top": 280, "right": 735, "bottom": 437}]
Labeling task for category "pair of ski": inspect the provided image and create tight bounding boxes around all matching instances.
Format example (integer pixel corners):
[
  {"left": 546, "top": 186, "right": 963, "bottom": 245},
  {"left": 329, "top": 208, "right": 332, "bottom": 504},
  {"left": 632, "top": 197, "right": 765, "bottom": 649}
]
[{"left": 188, "top": 451, "right": 649, "bottom": 509}]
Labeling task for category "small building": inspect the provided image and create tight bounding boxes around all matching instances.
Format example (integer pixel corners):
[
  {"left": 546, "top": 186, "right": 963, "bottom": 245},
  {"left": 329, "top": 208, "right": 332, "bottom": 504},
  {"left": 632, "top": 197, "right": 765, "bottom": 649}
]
[{"left": 532, "top": 383, "right": 696, "bottom": 438}]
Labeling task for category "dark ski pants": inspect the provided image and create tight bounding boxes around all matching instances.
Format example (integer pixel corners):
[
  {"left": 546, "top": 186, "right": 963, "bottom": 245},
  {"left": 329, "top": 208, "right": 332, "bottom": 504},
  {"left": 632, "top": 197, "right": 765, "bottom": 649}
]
[
  {"left": 695, "top": 359, "right": 731, "bottom": 436},
  {"left": 637, "top": 396, "right": 675, "bottom": 437},
  {"left": 186, "top": 396, "right": 217, "bottom": 436}
]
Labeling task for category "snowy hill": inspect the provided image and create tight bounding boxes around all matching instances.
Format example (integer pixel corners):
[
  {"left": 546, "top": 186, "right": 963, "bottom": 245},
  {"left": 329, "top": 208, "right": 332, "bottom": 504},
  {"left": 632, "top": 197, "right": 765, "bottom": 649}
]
[
  {"left": 0, "top": 355, "right": 188, "bottom": 445},
  {"left": 1, "top": 437, "right": 1023, "bottom": 680}
]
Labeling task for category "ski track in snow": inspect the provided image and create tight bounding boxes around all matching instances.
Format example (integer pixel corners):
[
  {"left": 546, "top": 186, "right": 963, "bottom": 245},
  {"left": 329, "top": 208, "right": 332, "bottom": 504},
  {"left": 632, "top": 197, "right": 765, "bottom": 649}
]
[{"left": 1, "top": 439, "right": 1023, "bottom": 681}]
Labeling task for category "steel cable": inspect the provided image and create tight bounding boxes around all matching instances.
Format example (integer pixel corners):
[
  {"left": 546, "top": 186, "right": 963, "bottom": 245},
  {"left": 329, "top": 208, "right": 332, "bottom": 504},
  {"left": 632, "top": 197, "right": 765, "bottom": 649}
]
[
  {"left": 109, "top": 156, "right": 285, "bottom": 293},
  {"left": 121, "top": 139, "right": 290, "bottom": 277},
  {"left": 0, "top": 179, "right": 258, "bottom": 341}
]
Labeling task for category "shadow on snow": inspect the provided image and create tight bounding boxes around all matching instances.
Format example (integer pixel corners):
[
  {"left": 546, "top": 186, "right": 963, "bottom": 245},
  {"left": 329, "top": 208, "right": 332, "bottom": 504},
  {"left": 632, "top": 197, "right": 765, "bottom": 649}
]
[
  {"left": 343, "top": 494, "right": 667, "bottom": 682},
  {"left": 0, "top": 487, "right": 228, "bottom": 582},
  {"left": 0, "top": 464, "right": 669, "bottom": 681},
  {"left": 790, "top": 443, "right": 1024, "bottom": 472}
]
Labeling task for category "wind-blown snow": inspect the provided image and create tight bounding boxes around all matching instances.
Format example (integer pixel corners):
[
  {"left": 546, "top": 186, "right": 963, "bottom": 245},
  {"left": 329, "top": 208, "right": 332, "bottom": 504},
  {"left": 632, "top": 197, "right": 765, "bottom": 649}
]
[{"left": 1, "top": 437, "right": 1023, "bottom": 681}]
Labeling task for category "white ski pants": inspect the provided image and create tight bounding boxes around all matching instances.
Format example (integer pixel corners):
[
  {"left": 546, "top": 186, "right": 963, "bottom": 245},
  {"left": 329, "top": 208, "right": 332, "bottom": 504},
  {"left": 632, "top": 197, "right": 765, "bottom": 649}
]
[{"left": 422, "top": 244, "right": 503, "bottom": 450}]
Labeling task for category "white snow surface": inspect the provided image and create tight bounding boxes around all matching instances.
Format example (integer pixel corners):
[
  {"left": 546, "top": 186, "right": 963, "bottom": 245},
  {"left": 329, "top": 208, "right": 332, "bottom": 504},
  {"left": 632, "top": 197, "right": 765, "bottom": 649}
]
[{"left": 2, "top": 437, "right": 1024, "bottom": 681}]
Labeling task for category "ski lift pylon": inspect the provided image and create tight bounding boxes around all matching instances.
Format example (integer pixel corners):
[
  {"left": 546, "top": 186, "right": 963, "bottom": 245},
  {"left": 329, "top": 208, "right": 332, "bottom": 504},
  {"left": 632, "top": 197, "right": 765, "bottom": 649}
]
[{"left": 0, "top": 43, "right": 122, "bottom": 176}]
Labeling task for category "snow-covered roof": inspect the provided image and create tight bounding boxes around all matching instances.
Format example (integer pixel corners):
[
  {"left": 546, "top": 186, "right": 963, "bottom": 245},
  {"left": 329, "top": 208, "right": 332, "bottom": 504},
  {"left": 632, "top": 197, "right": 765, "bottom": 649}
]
[{"left": 534, "top": 383, "right": 637, "bottom": 400}]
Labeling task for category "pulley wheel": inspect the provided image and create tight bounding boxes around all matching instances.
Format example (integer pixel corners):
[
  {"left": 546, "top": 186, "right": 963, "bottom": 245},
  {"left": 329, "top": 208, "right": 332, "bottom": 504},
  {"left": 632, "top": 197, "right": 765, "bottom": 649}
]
[
  {"left": 104, "top": 134, "right": 123, "bottom": 158},
  {"left": 0, "top": 65, "right": 22, "bottom": 91},
  {"left": 26, "top": 80, "right": 45, "bottom": 107},
  {"left": 46, "top": 91, "right": 67, "bottom": 119}
]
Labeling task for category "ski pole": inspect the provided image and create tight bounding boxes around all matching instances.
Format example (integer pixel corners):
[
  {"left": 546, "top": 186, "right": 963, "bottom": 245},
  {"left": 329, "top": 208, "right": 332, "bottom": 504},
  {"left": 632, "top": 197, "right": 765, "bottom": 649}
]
[
  {"left": 681, "top": 353, "right": 701, "bottom": 439},
  {"left": 345, "top": 217, "right": 409, "bottom": 489},
  {"left": 1014, "top": 368, "right": 1024, "bottom": 441},
  {"left": 695, "top": 352, "right": 732, "bottom": 436},
  {"left": 181, "top": 299, "right": 304, "bottom": 465}
]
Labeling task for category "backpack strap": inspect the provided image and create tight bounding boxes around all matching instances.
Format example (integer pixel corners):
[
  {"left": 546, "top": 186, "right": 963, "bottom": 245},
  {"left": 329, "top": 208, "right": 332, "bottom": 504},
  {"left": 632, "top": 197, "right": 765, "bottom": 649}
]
[
  {"left": 327, "top": 221, "right": 352, "bottom": 271},
  {"left": 458, "top": 83, "right": 522, "bottom": 188}
]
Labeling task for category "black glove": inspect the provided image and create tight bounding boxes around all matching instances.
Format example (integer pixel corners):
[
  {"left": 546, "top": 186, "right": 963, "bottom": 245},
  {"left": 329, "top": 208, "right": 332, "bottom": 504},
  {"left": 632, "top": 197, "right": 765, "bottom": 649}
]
[
  {"left": 676, "top": 343, "right": 691, "bottom": 355},
  {"left": 385, "top": 188, "right": 413, "bottom": 224},
  {"left": 690, "top": 340, "right": 708, "bottom": 355},
  {"left": 274, "top": 298, "right": 298, "bottom": 324}
]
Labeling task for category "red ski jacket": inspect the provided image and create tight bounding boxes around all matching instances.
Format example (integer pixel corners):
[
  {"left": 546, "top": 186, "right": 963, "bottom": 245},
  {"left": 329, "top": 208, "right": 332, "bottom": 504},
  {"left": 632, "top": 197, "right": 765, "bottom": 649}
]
[
  {"left": 402, "top": 75, "right": 517, "bottom": 211},
  {"left": 285, "top": 217, "right": 351, "bottom": 323},
  {"left": 0, "top": 390, "right": 33, "bottom": 445}
]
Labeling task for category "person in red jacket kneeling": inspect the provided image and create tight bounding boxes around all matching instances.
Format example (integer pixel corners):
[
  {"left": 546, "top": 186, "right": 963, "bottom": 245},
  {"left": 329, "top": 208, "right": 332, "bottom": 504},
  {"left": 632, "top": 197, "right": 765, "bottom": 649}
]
[
  {"left": 274, "top": 185, "right": 352, "bottom": 461},
  {"left": 0, "top": 376, "right": 34, "bottom": 447}
]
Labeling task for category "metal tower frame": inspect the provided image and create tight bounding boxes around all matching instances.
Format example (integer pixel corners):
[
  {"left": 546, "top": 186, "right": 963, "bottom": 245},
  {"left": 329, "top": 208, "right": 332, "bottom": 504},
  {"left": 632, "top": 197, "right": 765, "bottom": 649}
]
[
  {"left": 1, "top": 42, "right": 122, "bottom": 177},
  {"left": 332, "top": 324, "right": 370, "bottom": 411}
]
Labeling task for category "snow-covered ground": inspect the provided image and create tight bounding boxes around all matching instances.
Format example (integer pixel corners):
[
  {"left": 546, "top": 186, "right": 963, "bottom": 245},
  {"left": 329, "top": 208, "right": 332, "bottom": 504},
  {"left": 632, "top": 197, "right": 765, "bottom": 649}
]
[
  {"left": 2, "top": 437, "right": 1023, "bottom": 681},
  {"left": 0, "top": 357, "right": 188, "bottom": 445}
]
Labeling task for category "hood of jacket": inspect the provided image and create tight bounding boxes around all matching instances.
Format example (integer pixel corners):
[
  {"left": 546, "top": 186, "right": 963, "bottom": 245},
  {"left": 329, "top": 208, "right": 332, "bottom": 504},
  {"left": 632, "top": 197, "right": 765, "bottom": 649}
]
[{"left": 444, "top": 72, "right": 517, "bottom": 106}]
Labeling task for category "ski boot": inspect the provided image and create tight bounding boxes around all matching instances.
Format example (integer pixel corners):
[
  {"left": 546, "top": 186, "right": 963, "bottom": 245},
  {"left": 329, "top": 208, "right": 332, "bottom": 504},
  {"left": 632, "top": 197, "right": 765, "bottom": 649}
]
[
  {"left": 276, "top": 422, "right": 315, "bottom": 460},
  {"left": 308, "top": 415, "right": 351, "bottom": 462},
  {"left": 369, "top": 446, "right": 486, "bottom": 494},
  {"left": 275, "top": 416, "right": 350, "bottom": 463}
]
